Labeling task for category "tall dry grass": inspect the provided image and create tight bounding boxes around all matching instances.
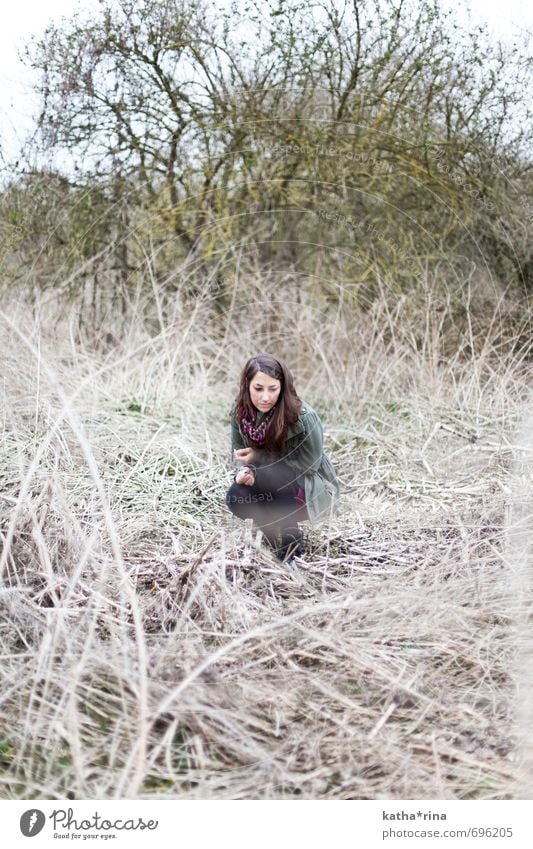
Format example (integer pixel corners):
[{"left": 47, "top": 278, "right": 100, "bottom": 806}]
[{"left": 0, "top": 267, "right": 532, "bottom": 799}]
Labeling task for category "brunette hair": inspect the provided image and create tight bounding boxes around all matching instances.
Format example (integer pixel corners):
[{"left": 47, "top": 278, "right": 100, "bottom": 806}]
[{"left": 235, "top": 353, "right": 302, "bottom": 455}]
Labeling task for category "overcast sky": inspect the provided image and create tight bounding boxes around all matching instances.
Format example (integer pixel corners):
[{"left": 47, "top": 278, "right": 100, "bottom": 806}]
[{"left": 1, "top": 0, "right": 531, "bottom": 165}]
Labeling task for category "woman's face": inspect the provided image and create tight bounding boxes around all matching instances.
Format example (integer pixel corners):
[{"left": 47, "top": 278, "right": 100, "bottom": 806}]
[{"left": 249, "top": 370, "right": 281, "bottom": 412}]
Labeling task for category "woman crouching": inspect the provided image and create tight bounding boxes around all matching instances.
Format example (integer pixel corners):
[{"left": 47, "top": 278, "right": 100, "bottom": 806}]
[{"left": 226, "top": 353, "right": 340, "bottom": 562}]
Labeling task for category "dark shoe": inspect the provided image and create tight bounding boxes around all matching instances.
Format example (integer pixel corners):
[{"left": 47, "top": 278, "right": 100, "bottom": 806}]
[
  {"left": 277, "top": 527, "right": 305, "bottom": 563},
  {"left": 255, "top": 525, "right": 281, "bottom": 553},
  {"left": 262, "top": 533, "right": 280, "bottom": 552},
  {"left": 258, "top": 528, "right": 280, "bottom": 555}
]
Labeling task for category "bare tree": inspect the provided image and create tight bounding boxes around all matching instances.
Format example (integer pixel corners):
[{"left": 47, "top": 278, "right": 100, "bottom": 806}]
[{"left": 8, "top": 0, "right": 531, "bottom": 305}]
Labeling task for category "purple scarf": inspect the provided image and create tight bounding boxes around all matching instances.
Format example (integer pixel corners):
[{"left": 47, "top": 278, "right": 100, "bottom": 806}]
[{"left": 239, "top": 407, "right": 275, "bottom": 444}]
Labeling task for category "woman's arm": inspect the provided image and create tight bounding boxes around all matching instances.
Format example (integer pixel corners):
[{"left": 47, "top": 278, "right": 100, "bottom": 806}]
[
  {"left": 230, "top": 407, "right": 246, "bottom": 456},
  {"left": 230, "top": 406, "right": 256, "bottom": 481},
  {"left": 283, "top": 409, "right": 324, "bottom": 476}
]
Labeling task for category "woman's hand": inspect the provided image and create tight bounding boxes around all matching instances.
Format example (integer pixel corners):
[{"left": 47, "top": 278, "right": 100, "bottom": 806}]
[
  {"left": 234, "top": 449, "right": 256, "bottom": 484},
  {"left": 234, "top": 447, "right": 256, "bottom": 464},
  {"left": 235, "top": 466, "right": 255, "bottom": 486}
]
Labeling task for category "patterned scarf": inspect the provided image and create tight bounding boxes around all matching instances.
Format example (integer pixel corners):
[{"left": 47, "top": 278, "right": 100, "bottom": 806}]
[{"left": 239, "top": 406, "right": 276, "bottom": 444}]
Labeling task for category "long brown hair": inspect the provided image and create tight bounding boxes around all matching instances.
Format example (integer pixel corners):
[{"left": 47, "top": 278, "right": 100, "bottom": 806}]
[{"left": 235, "top": 353, "right": 302, "bottom": 455}]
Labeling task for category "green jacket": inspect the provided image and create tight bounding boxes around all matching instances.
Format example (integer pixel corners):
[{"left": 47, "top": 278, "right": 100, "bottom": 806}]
[{"left": 230, "top": 401, "right": 340, "bottom": 526}]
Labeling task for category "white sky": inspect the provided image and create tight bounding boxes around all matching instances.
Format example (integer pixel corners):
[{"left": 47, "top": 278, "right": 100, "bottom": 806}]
[{"left": 0, "top": 0, "right": 531, "bottom": 165}]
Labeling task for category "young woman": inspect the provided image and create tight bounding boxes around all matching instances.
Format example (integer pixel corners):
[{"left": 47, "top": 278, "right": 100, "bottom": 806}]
[{"left": 226, "top": 353, "right": 340, "bottom": 561}]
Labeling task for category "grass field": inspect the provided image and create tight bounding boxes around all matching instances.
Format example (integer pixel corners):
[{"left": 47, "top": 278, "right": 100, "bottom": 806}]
[{"left": 1, "top": 274, "right": 532, "bottom": 799}]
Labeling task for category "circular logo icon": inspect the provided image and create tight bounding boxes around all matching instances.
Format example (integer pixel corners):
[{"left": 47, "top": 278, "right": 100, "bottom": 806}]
[{"left": 20, "top": 810, "right": 46, "bottom": 837}]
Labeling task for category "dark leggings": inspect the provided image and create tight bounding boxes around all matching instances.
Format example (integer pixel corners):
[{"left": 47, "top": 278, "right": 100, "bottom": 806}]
[{"left": 226, "top": 460, "right": 308, "bottom": 538}]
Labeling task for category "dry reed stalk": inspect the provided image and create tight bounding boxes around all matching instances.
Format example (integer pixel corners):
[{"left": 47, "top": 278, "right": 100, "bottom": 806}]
[
  {"left": 507, "top": 401, "right": 533, "bottom": 799},
  {"left": 0, "top": 275, "right": 531, "bottom": 799}
]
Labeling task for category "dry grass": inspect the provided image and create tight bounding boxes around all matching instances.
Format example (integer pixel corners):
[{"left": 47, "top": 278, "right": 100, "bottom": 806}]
[{"left": 0, "top": 271, "right": 532, "bottom": 800}]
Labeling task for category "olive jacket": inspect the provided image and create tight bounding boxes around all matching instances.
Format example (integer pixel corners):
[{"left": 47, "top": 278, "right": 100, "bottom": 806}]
[{"left": 229, "top": 401, "right": 340, "bottom": 526}]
